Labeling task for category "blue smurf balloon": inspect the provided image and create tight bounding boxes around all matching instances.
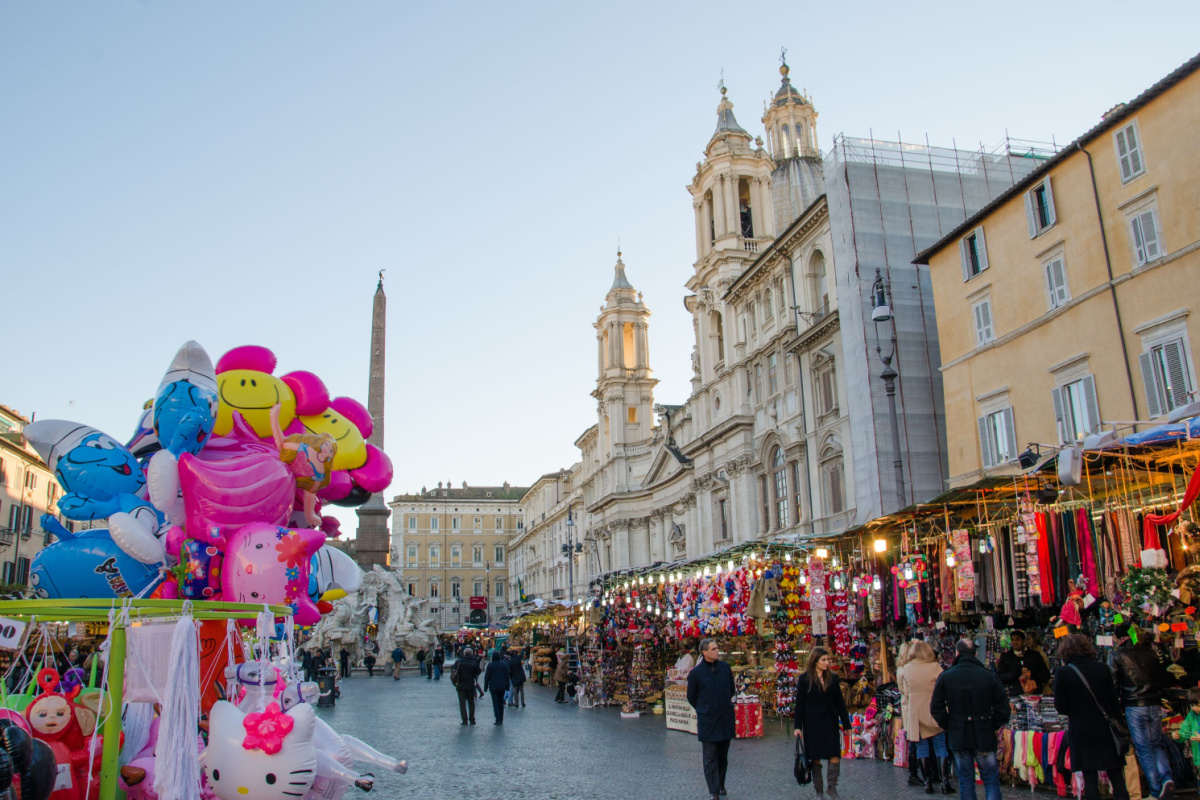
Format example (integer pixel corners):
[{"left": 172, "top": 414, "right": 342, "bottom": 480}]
[
  {"left": 153, "top": 340, "right": 218, "bottom": 457},
  {"left": 24, "top": 420, "right": 145, "bottom": 520},
  {"left": 30, "top": 516, "right": 163, "bottom": 599}
]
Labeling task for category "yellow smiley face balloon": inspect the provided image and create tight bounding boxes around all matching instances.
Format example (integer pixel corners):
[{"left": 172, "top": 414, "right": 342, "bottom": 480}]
[
  {"left": 215, "top": 370, "right": 296, "bottom": 437},
  {"left": 300, "top": 407, "right": 367, "bottom": 471}
]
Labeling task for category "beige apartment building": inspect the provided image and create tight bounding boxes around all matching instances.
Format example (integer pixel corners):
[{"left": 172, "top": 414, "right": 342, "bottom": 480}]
[
  {"left": 0, "top": 405, "right": 61, "bottom": 586},
  {"left": 509, "top": 467, "right": 583, "bottom": 604},
  {"left": 917, "top": 54, "right": 1200, "bottom": 487},
  {"left": 388, "top": 482, "right": 527, "bottom": 631}
]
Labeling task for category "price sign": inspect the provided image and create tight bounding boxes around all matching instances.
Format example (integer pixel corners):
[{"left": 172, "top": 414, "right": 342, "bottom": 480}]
[{"left": 0, "top": 618, "right": 27, "bottom": 651}]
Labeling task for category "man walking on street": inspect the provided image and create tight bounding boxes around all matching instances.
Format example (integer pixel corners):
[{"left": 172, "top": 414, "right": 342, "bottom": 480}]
[
  {"left": 1113, "top": 624, "right": 1176, "bottom": 800},
  {"left": 453, "top": 647, "right": 483, "bottom": 725},
  {"left": 416, "top": 647, "right": 427, "bottom": 677},
  {"left": 507, "top": 649, "right": 526, "bottom": 708},
  {"left": 391, "top": 646, "right": 406, "bottom": 680},
  {"left": 432, "top": 644, "right": 445, "bottom": 681},
  {"left": 484, "top": 650, "right": 511, "bottom": 725},
  {"left": 930, "top": 638, "right": 1011, "bottom": 800},
  {"left": 687, "top": 638, "right": 736, "bottom": 800},
  {"left": 339, "top": 647, "right": 351, "bottom": 679}
]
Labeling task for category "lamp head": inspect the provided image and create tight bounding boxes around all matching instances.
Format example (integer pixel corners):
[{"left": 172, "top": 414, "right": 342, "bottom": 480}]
[{"left": 871, "top": 269, "right": 892, "bottom": 322}]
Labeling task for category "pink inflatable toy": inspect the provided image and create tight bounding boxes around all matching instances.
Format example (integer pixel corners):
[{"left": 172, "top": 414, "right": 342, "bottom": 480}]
[{"left": 221, "top": 523, "right": 324, "bottom": 625}]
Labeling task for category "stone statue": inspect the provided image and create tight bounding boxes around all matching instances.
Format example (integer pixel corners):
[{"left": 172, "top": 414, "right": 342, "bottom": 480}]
[{"left": 305, "top": 565, "right": 438, "bottom": 664}]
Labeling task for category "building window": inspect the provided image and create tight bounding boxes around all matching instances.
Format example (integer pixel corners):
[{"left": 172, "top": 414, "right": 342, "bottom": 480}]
[
  {"left": 747, "top": 303, "right": 757, "bottom": 336},
  {"left": 473, "top": 545, "right": 483, "bottom": 565},
  {"left": 972, "top": 299, "right": 995, "bottom": 345},
  {"left": 1114, "top": 121, "right": 1145, "bottom": 183},
  {"left": 978, "top": 407, "right": 1018, "bottom": 467},
  {"left": 1044, "top": 257, "right": 1070, "bottom": 310},
  {"left": 1129, "top": 207, "right": 1162, "bottom": 266},
  {"left": 407, "top": 544, "right": 418, "bottom": 566},
  {"left": 494, "top": 545, "right": 504, "bottom": 563},
  {"left": 718, "top": 499, "right": 729, "bottom": 541},
  {"left": 1140, "top": 338, "right": 1194, "bottom": 417},
  {"left": 16, "top": 558, "right": 28, "bottom": 585},
  {"left": 627, "top": 406, "right": 637, "bottom": 424},
  {"left": 754, "top": 363, "right": 763, "bottom": 404},
  {"left": 451, "top": 516, "right": 460, "bottom": 530},
  {"left": 1024, "top": 178, "right": 1056, "bottom": 237},
  {"left": 407, "top": 515, "right": 417, "bottom": 530},
  {"left": 429, "top": 545, "right": 440, "bottom": 567},
  {"left": 759, "top": 476, "right": 770, "bottom": 534},
  {"left": 959, "top": 227, "right": 989, "bottom": 280},
  {"left": 820, "top": 445, "right": 845, "bottom": 515},
  {"left": 764, "top": 288, "right": 774, "bottom": 320},
  {"left": 474, "top": 517, "right": 482, "bottom": 530},
  {"left": 1, "top": 562, "right": 12, "bottom": 584},
  {"left": 495, "top": 582, "right": 505, "bottom": 599},
  {"left": 814, "top": 359, "right": 837, "bottom": 417},
  {"left": 0, "top": 460, "right": 6, "bottom": 486},
  {"left": 473, "top": 580, "right": 483, "bottom": 597},
  {"left": 450, "top": 545, "right": 461, "bottom": 565},
  {"left": 429, "top": 580, "right": 440, "bottom": 599},
  {"left": 451, "top": 580, "right": 461, "bottom": 598},
  {"left": 768, "top": 353, "right": 779, "bottom": 396},
  {"left": 772, "top": 447, "right": 789, "bottom": 528},
  {"left": 7, "top": 504, "right": 18, "bottom": 531},
  {"left": 495, "top": 518, "right": 504, "bottom": 531},
  {"left": 792, "top": 462, "right": 803, "bottom": 524},
  {"left": 407, "top": 582, "right": 416, "bottom": 596},
  {"left": 24, "top": 472, "right": 36, "bottom": 491},
  {"left": 1053, "top": 376, "right": 1100, "bottom": 443},
  {"left": 430, "top": 517, "right": 439, "bottom": 531},
  {"left": 776, "top": 278, "right": 787, "bottom": 316}
]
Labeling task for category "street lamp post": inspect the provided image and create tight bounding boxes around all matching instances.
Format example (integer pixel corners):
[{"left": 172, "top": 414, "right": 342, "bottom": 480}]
[
  {"left": 562, "top": 509, "right": 583, "bottom": 607},
  {"left": 485, "top": 561, "right": 491, "bottom": 627},
  {"left": 871, "top": 268, "right": 906, "bottom": 511}
]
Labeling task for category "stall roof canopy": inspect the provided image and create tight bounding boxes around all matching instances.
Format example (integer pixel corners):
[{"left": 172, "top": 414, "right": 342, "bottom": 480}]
[{"left": 1114, "top": 417, "right": 1200, "bottom": 447}]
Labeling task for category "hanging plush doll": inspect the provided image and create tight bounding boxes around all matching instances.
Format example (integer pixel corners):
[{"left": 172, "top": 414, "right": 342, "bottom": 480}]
[
  {"left": 1059, "top": 576, "right": 1087, "bottom": 628},
  {"left": 25, "top": 667, "right": 107, "bottom": 800}
]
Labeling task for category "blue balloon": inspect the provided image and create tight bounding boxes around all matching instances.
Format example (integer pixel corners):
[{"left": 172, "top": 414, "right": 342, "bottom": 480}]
[
  {"left": 30, "top": 522, "right": 163, "bottom": 600},
  {"left": 153, "top": 341, "right": 218, "bottom": 457},
  {"left": 24, "top": 420, "right": 145, "bottom": 520}
]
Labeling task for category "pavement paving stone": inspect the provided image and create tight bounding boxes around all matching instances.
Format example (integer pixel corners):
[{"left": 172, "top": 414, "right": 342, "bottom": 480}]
[{"left": 317, "top": 666, "right": 1046, "bottom": 800}]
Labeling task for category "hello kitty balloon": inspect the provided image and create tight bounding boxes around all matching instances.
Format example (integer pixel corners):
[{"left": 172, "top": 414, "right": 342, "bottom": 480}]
[
  {"left": 203, "top": 701, "right": 317, "bottom": 800},
  {"left": 221, "top": 523, "right": 325, "bottom": 625}
]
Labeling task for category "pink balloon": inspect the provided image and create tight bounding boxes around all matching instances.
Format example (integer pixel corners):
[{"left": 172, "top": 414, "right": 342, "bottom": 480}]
[
  {"left": 280, "top": 371, "right": 329, "bottom": 416},
  {"left": 215, "top": 345, "right": 277, "bottom": 374},
  {"left": 316, "top": 470, "right": 352, "bottom": 502},
  {"left": 350, "top": 444, "right": 392, "bottom": 493},
  {"left": 179, "top": 450, "right": 293, "bottom": 541},
  {"left": 221, "top": 523, "right": 324, "bottom": 625},
  {"left": 329, "top": 396, "right": 373, "bottom": 440}
]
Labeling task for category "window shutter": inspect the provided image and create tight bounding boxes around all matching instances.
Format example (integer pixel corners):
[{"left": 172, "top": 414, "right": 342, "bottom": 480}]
[
  {"left": 1163, "top": 339, "right": 1191, "bottom": 408},
  {"left": 1024, "top": 191, "right": 1038, "bottom": 238},
  {"left": 1125, "top": 125, "right": 1142, "bottom": 175},
  {"left": 959, "top": 238, "right": 971, "bottom": 281},
  {"left": 980, "top": 301, "right": 993, "bottom": 342},
  {"left": 1116, "top": 129, "right": 1132, "bottom": 181},
  {"left": 1002, "top": 407, "right": 1018, "bottom": 463},
  {"left": 1043, "top": 178, "right": 1056, "bottom": 226},
  {"left": 830, "top": 463, "right": 844, "bottom": 514},
  {"left": 1139, "top": 211, "right": 1160, "bottom": 261},
  {"left": 978, "top": 416, "right": 994, "bottom": 468},
  {"left": 976, "top": 228, "right": 989, "bottom": 272},
  {"left": 1052, "top": 387, "right": 1066, "bottom": 443},
  {"left": 1139, "top": 352, "right": 1163, "bottom": 417},
  {"left": 1082, "top": 375, "right": 1100, "bottom": 434}
]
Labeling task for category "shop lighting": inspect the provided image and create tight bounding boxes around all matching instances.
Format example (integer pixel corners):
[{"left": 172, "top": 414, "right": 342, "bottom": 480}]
[
  {"left": 703, "top": 566, "right": 711, "bottom": 577},
  {"left": 833, "top": 576, "right": 842, "bottom": 590},
  {"left": 904, "top": 566, "right": 914, "bottom": 581},
  {"left": 978, "top": 539, "right": 988, "bottom": 554},
  {"left": 624, "top": 582, "right": 630, "bottom": 590},
  {"left": 695, "top": 570, "right": 703, "bottom": 580},
  {"left": 816, "top": 548, "right": 828, "bottom": 559},
  {"left": 638, "top": 577, "right": 644, "bottom": 585},
  {"left": 635, "top": 601, "right": 641, "bottom": 609},
  {"left": 723, "top": 595, "right": 731, "bottom": 605},
  {"left": 799, "top": 573, "right": 807, "bottom": 585},
  {"left": 785, "top": 553, "right": 792, "bottom": 561},
  {"left": 873, "top": 576, "right": 881, "bottom": 590},
  {"left": 751, "top": 552, "right": 758, "bottom": 560},
  {"left": 678, "top": 611, "right": 685, "bottom": 621},
  {"left": 659, "top": 574, "right": 665, "bottom": 584},
  {"left": 764, "top": 602, "right": 772, "bottom": 613},
  {"left": 831, "top": 556, "right": 839, "bottom": 567},
  {"left": 946, "top": 551, "right": 956, "bottom": 567},
  {"left": 874, "top": 539, "right": 887, "bottom": 553},
  {"left": 715, "top": 564, "right": 722, "bottom": 574},
  {"left": 728, "top": 560, "right": 735, "bottom": 571}
]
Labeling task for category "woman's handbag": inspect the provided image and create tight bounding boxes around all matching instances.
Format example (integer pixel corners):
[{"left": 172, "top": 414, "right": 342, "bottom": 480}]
[
  {"left": 1068, "top": 665, "right": 1131, "bottom": 756},
  {"left": 794, "top": 734, "right": 812, "bottom": 785}
]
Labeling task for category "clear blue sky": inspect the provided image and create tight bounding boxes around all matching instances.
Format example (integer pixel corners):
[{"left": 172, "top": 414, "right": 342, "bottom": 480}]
[{"left": 3, "top": 2, "right": 1198, "bottom": 536}]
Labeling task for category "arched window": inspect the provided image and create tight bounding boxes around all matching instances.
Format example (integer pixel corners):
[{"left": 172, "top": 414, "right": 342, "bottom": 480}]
[
  {"left": 429, "top": 578, "right": 440, "bottom": 598},
  {"left": 820, "top": 439, "right": 846, "bottom": 515},
  {"left": 451, "top": 579, "right": 462, "bottom": 598},
  {"left": 781, "top": 124, "right": 791, "bottom": 157},
  {"left": 711, "top": 311, "right": 725, "bottom": 364},
  {"left": 812, "top": 251, "right": 830, "bottom": 317},
  {"left": 772, "top": 446, "right": 790, "bottom": 528}
]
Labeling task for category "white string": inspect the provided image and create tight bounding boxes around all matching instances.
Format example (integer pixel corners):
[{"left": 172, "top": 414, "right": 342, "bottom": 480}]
[{"left": 81, "top": 606, "right": 118, "bottom": 800}]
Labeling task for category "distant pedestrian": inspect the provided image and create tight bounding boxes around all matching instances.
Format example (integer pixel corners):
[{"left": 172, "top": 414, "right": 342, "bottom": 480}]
[
  {"left": 898, "top": 640, "right": 952, "bottom": 795},
  {"left": 433, "top": 645, "right": 445, "bottom": 681},
  {"left": 339, "top": 647, "right": 351, "bottom": 678},
  {"left": 508, "top": 649, "right": 526, "bottom": 708},
  {"left": 363, "top": 653, "right": 376, "bottom": 678},
  {"left": 554, "top": 649, "right": 569, "bottom": 703},
  {"left": 930, "top": 638, "right": 1011, "bottom": 800},
  {"left": 453, "top": 647, "right": 483, "bottom": 725},
  {"left": 416, "top": 647, "right": 427, "bottom": 677},
  {"left": 392, "top": 646, "right": 406, "bottom": 680},
  {"left": 301, "top": 648, "right": 314, "bottom": 682},
  {"left": 795, "top": 647, "right": 852, "bottom": 800},
  {"left": 484, "top": 650, "right": 511, "bottom": 725},
  {"left": 687, "top": 638, "right": 736, "bottom": 800}
]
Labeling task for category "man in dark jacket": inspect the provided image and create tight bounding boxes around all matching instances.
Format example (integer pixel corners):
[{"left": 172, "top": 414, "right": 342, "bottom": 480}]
[
  {"left": 931, "top": 638, "right": 1010, "bottom": 800},
  {"left": 483, "top": 651, "right": 512, "bottom": 725},
  {"left": 301, "top": 648, "right": 314, "bottom": 682},
  {"left": 416, "top": 647, "right": 427, "bottom": 677},
  {"left": 1112, "top": 624, "right": 1175, "bottom": 800},
  {"left": 339, "top": 647, "right": 351, "bottom": 678},
  {"left": 432, "top": 646, "right": 445, "bottom": 681},
  {"left": 996, "top": 630, "right": 1051, "bottom": 697},
  {"left": 507, "top": 650, "right": 527, "bottom": 708},
  {"left": 686, "top": 638, "right": 736, "bottom": 800},
  {"left": 391, "top": 646, "right": 406, "bottom": 680},
  {"left": 454, "top": 647, "right": 484, "bottom": 725}
]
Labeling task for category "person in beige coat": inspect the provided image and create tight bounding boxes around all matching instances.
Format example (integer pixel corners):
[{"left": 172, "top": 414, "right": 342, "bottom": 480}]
[
  {"left": 899, "top": 640, "right": 953, "bottom": 795},
  {"left": 896, "top": 641, "right": 923, "bottom": 788}
]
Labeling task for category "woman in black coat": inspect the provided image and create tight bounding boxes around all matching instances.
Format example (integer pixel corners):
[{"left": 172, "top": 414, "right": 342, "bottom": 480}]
[
  {"left": 1052, "top": 634, "right": 1130, "bottom": 800},
  {"left": 794, "top": 647, "right": 852, "bottom": 800},
  {"left": 483, "top": 650, "right": 512, "bottom": 725}
]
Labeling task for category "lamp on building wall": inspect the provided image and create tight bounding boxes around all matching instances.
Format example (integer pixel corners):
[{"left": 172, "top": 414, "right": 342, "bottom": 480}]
[
  {"left": 561, "top": 509, "right": 583, "bottom": 614},
  {"left": 871, "top": 268, "right": 906, "bottom": 511}
]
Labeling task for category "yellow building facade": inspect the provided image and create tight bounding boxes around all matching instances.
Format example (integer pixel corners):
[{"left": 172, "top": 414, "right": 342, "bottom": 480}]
[
  {"left": 388, "top": 482, "right": 527, "bottom": 631},
  {"left": 0, "top": 405, "right": 62, "bottom": 586},
  {"left": 918, "top": 55, "right": 1200, "bottom": 487}
]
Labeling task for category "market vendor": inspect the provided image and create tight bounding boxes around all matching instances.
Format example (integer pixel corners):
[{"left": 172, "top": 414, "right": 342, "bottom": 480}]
[
  {"left": 996, "top": 630, "right": 1050, "bottom": 696},
  {"left": 675, "top": 645, "right": 698, "bottom": 674}
]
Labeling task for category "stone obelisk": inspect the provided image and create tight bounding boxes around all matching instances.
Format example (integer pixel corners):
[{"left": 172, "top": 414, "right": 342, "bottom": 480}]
[{"left": 355, "top": 272, "right": 392, "bottom": 569}]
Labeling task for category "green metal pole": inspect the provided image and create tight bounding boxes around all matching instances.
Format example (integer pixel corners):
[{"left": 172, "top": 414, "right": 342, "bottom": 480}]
[{"left": 99, "top": 621, "right": 126, "bottom": 800}]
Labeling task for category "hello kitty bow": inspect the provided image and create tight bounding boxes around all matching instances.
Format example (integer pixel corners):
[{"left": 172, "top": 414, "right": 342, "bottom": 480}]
[{"left": 241, "top": 702, "right": 294, "bottom": 754}]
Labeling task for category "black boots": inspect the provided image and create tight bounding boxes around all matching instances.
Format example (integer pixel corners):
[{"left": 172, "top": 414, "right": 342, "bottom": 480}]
[
  {"left": 908, "top": 743, "right": 924, "bottom": 786},
  {"left": 923, "top": 757, "right": 939, "bottom": 794},
  {"left": 940, "top": 757, "right": 954, "bottom": 795}
]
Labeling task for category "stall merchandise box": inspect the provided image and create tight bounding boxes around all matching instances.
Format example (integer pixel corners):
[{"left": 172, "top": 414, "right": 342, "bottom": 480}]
[
  {"left": 664, "top": 684, "right": 698, "bottom": 734},
  {"left": 735, "top": 697, "right": 763, "bottom": 739}
]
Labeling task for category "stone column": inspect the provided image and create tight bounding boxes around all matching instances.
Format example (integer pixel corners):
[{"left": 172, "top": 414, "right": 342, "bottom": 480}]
[
  {"left": 725, "top": 174, "right": 739, "bottom": 237},
  {"left": 693, "top": 202, "right": 704, "bottom": 257},
  {"left": 712, "top": 177, "right": 726, "bottom": 239}
]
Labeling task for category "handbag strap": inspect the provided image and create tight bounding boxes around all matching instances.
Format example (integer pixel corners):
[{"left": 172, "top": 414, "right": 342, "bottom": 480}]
[{"left": 1068, "top": 664, "right": 1120, "bottom": 726}]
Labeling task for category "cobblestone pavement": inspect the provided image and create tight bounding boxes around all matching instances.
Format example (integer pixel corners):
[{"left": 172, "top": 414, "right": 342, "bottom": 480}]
[{"left": 317, "top": 665, "right": 1039, "bottom": 800}]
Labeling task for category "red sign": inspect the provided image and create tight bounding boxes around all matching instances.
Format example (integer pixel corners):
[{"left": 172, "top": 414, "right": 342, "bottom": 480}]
[{"left": 469, "top": 596, "right": 488, "bottom": 610}]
